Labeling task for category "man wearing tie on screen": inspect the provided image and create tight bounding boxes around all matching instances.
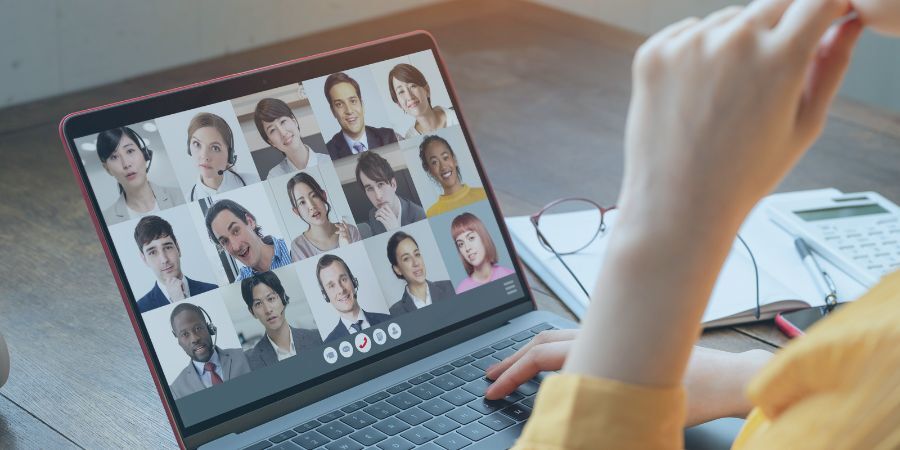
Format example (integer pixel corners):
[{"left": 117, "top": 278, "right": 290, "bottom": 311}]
[
  {"left": 316, "top": 254, "right": 391, "bottom": 342},
  {"left": 134, "top": 216, "right": 218, "bottom": 313},
  {"left": 323, "top": 72, "right": 399, "bottom": 160}
]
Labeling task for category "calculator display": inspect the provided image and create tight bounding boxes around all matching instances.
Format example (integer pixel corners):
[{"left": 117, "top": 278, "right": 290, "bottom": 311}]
[{"left": 794, "top": 203, "right": 889, "bottom": 222}]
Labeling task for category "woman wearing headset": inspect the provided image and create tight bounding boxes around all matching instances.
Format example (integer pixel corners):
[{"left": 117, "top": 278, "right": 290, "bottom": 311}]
[
  {"left": 286, "top": 172, "right": 361, "bottom": 261},
  {"left": 418, "top": 134, "right": 487, "bottom": 217},
  {"left": 96, "top": 126, "right": 184, "bottom": 225},
  {"left": 187, "top": 112, "right": 260, "bottom": 201},
  {"left": 241, "top": 271, "right": 323, "bottom": 370},
  {"left": 387, "top": 63, "right": 459, "bottom": 138}
]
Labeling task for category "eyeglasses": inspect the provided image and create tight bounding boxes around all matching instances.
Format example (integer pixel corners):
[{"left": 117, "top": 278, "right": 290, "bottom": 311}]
[{"left": 530, "top": 197, "right": 761, "bottom": 320}]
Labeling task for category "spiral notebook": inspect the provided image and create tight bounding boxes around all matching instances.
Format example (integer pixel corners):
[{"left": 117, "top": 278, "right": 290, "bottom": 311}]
[{"left": 506, "top": 189, "right": 867, "bottom": 327}]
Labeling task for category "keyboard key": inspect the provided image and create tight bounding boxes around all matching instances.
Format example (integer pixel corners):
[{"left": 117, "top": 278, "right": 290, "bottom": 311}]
[
  {"left": 317, "top": 421, "right": 354, "bottom": 439},
  {"left": 424, "top": 416, "right": 461, "bottom": 435},
  {"left": 419, "top": 398, "right": 454, "bottom": 416},
  {"left": 341, "top": 401, "right": 369, "bottom": 413},
  {"left": 467, "top": 398, "right": 511, "bottom": 415},
  {"left": 493, "top": 347, "right": 516, "bottom": 361},
  {"left": 457, "top": 422, "right": 493, "bottom": 442},
  {"left": 510, "top": 330, "right": 533, "bottom": 342},
  {"left": 269, "top": 442, "right": 302, "bottom": 450},
  {"left": 340, "top": 411, "right": 377, "bottom": 429},
  {"left": 269, "top": 430, "right": 297, "bottom": 443},
  {"left": 325, "top": 437, "right": 363, "bottom": 450},
  {"left": 291, "top": 431, "right": 329, "bottom": 449},
  {"left": 446, "top": 407, "right": 482, "bottom": 425},
  {"left": 516, "top": 380, "right": 540, "bottom": 396},
  {"left": 408, "top": 373, "right": 434, "bottom": 385},
  {"left": 431, "top": 374, "right": 465, "bottom": 391},
  {"left": 440, "top": 388, "right": 476, "bottom": 406},
  {"left": 387, "top": 382, "right": 412, "bottom": 394},
  {"left": 416, "top": 444, "right": 444, "bottom": 450},
  {"left": 377, "top": 436, "right": 415, "bottom": 450},
  {"left": 396, "top": 407, "right": 433, "bottom": 426},
  {"left": 364, "top": 401, "right": 401, "bottom": 420},
  {"left": 401, "top": 426, "right": 439, "bottom": 445},
  {"left": 386, "top": 392, "right": 423, "bottom": 410},
  {"left": 244, "top": 441, "right": 272, "bottom": 450},
  {"left": 430, "top": 365, "right": 455, "bottom": 376},
  {"left": 293, "top": 420, "right": 321, "bottom": 433},
  {"left": 471, "top": 357, "right": 496, "bottom": 372},
  {"left": 529, "top": 323, "right": 553, "bottom": 333},
  {"left": 349, "top": 427, "right": 387, "bottom": 446},
  {"left": 365, "top": 391, "right": 390, "bottom": 404},
  {"left": 451, "top": 356, "right": 476, "bottom": 367},
  {"left": 409, "top": 383, "right": 443, "bottom": 400},
  {"left": 451, "top": 366, "right": 483, "bottom": 382},
  {"left": 521, "top": 396, "right": 535, "bottom": 408},
  {"left": 500, "top": 404, "right": 532, "bottom": 421},
  {"left": 491, "top": 339, "right": 515, "bottom": 350},
  {"left": 373, "top": 416, "right": 411, "bottom": 436},
  {"left": 434, "top": 432, "right": 472, "bottom": 450},
  {"left": 461, "top": 378, "right": 492, "bottom": 397},
  {"left": 479, "top": 412, "right": 516, "bottom": 431},
  {"left": 318, "top": 410, "right": 345, "bottom": 423},
  {"left": 505, "top": 391, "right": 525, "bottom": 403},
  {"left": 512, "top": 341, "right": 527, "bottom": 350},
  {"left": 471, "top": 348, "right": 494, "bottom": 358}
]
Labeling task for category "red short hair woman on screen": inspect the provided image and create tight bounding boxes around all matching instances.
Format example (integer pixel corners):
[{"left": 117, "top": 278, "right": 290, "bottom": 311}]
[{"left": 450, "top": 213, "right": 514, "bottom": 294}]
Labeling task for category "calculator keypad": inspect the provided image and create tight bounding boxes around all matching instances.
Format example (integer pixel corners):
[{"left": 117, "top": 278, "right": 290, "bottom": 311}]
[{"left": 818, "top": 217, "right": 900, "bottom": 276}]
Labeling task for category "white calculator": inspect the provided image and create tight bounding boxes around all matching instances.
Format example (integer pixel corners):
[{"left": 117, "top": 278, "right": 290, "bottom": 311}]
[{"left": 768, "top": 191, "right": 900, "bottom": 287}]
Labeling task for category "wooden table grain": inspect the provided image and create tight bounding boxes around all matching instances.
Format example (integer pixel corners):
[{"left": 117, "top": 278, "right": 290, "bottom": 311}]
[{"left": 1, "top": 1, "right": 898, "bottom": 448}]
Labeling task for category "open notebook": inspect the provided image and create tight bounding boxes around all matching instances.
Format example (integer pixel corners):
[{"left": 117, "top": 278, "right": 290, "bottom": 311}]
[{"left": 506, "top": 189, "right": 868, "bottom": 327}]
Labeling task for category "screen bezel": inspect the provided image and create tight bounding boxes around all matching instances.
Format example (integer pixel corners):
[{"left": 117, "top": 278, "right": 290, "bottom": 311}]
[{"left": 59, "top": 30, "right": 536, "bottom": 447}]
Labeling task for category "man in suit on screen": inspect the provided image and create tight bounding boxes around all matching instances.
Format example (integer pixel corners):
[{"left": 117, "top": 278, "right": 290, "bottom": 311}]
[{"left": 323, "top": 72, "right": 399, "bottom": 159}]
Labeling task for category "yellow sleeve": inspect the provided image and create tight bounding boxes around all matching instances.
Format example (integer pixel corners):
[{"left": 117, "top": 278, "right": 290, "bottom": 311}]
[{"left": 513, "top": 374, "right": 685, "bottom": 450}]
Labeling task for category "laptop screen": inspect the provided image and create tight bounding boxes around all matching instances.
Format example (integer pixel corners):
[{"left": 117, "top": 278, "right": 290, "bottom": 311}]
[{"left": 64, "top": 34, "right": 528, "bottom": 436}]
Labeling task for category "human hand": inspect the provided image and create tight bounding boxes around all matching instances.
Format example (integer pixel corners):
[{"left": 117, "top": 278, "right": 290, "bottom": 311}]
[
  {"left": 335, "top": 220, "right": 352, "bottom": 247},
  {"left": 375, "top": 204, "right": 401, "bottom": 230},
  {"left": 485, "top": 330, "right": 772, "bottom": 427},
  {"left": 619, "top": 0, "right": 862, "bottom": 234},
  {"left": 163, "top": 277, "right": 186, "bottom": 301},
  {"left": 852, "top": 0, "right": 900, "bottom": 35}
]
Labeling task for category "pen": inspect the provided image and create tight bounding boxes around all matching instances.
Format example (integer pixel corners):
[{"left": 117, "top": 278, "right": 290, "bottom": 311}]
[{"left": 794, "top": 238, "right": 838, "bottom": 309}]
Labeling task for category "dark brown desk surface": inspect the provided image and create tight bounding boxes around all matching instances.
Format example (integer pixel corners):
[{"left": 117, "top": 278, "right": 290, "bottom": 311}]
[{"left": 1, "top": 1, "right": 898, "bottom": 448}]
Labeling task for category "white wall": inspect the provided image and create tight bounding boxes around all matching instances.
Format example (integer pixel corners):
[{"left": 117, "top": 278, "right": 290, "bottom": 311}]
[
  {"left": 531, "top": 0, "right": 900, "bottom": 114},
  {"left": 0, "top": 0, "right": 446, "bottom": 108}
]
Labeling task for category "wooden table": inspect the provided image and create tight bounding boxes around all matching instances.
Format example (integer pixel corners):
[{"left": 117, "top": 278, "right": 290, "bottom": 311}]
[{"left": 1, "top": 1, "right": 898, "bottom": 448}]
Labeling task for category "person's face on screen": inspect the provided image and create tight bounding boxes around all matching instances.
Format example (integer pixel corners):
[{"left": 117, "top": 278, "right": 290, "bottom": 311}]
[
  {"left": 392, "top": 77, "right": 431, "bottom": 117},
  {"left": 423, "top": 142, "right": 460, "bottom": 190},
  {"left": 455, "top": 229, "right": 487, "bottom": 269},
  {"left": 173, "top": 310, "right": 214, "bottom": 363},
  {"left": 102, "top": 135, "right": 148, "bottom": 189},
  {"left": 140, "top": 235, "right": 183, "bottom": 282},
  {"left": 329, "top": 82, "right": 365, "bottom": 139},
  {"left": 292, "top": 182, "right": 329, "bottom": 227},
  {"left": 250, "top": 282, "right": 286, "bottom": 332},
  {"left": 211, "top": 210, "right": 266, "bottom": 270},
  {"left": 320, "top": 262, "right": 358, "bottom": 314},
  {"left": 393, "top": 238, "right": 427, "bottom": 285},
  {"left": 190, "top": 126, "right": 229, "bottom": 179},
  {"left": 263, "top": 116, "right": 304, "bottom": 155},
  {"left": 359, "top": 171, "right": 398, "bottom": 211}
]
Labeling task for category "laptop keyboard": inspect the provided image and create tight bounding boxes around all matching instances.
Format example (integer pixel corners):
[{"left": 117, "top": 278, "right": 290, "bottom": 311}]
[{"left": 243, "top": 323, "right": 555, "bottom": 450}]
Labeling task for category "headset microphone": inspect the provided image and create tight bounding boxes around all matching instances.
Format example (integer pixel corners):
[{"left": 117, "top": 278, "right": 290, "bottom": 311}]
[{"left": 217, "top": 162, "right": 236, "bottom": 176}]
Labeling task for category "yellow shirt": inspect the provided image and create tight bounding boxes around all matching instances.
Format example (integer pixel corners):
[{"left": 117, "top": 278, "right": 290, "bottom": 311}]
[
  {"left": 514, "top": 270, "right": 900, "bottom": 449},
  {"left": 426, "top": 184, "right": 487, "bottom": 217}
]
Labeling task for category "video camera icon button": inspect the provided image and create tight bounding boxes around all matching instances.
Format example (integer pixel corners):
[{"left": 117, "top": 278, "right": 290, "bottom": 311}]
[{"left": 323, "top": 347, "right": 338, "bottom": 364}]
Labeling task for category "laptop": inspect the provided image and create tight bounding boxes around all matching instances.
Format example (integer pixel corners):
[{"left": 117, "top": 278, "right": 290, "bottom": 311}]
[{"left": 59, "top": 31, "right": 576, "bottom": 449}]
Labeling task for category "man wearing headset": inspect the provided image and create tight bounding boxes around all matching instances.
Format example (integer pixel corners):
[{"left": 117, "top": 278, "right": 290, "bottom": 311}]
[
  {"left": 134, "top": 215, "right": 218, "bottom": 314},
  {"left": 241, "top": 271, "right": 323, "bottom": 370},
  {"left": 316, "top": 254, "right": 391, "bottom": 343},
  {"left": 168, "top": 303, "right": 251, "bottom": 400}
]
